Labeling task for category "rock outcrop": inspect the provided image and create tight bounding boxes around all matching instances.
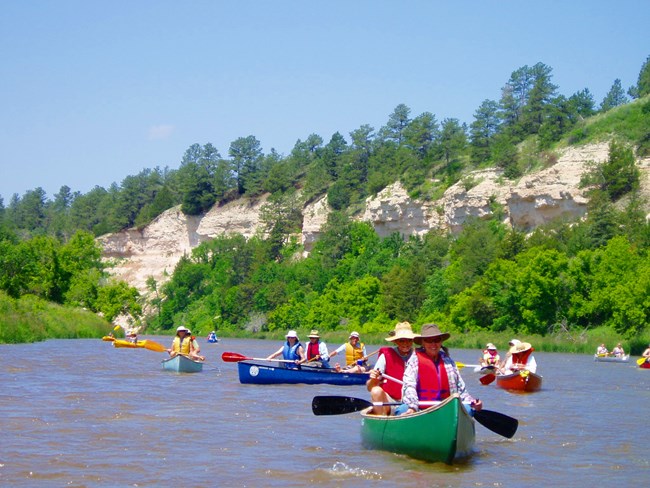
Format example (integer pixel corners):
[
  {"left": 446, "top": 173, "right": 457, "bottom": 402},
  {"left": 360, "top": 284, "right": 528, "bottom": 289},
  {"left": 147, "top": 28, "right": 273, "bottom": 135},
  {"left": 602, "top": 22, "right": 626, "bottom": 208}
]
[{"left": 100, "top": 142, "right": 650, "bottom": 294}]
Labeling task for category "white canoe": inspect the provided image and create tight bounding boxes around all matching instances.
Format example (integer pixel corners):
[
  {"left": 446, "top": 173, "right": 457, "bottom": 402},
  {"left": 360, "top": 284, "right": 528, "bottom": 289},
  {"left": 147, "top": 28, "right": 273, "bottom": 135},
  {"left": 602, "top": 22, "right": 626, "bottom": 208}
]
[{"left": 593, "top": 354, "right": 629, "bottom": 363}]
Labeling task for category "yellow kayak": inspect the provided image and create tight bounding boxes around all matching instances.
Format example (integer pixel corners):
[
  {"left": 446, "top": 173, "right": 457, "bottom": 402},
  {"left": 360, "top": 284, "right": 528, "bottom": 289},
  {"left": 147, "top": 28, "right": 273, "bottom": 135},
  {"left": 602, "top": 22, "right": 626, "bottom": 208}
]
[{"left": 113, "top": 339, "right": 142, "bottom": 349}]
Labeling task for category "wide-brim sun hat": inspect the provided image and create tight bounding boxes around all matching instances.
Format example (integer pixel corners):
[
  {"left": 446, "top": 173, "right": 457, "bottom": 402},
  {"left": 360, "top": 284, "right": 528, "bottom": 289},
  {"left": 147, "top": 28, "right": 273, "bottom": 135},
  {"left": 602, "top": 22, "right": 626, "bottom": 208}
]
[
  {"left": 486, "top": 343, "right": 497, "bottom": 350},
  {"left": 349, "top": 331, "right": 360, "bottom": 338},
  {"left": 414, "top": 323, "right": 450, "bottom": 345},
  {"left": 509, "top": 342, "right": 532, "bottom": 354},
  {"left": 286, "top": 330, "right": 298, "bottom": 339},
  {"left": 385, "top": 321, "right": 418, "bottom": 342},
  {"left": 308, "top": 329, "right": 320, "bottom": 338},
  {"left": 508, "top": 339, "right": 521, "bottom": 347},
  {"left": 176, "top": 325, "right": 190, "bottom": 333}
]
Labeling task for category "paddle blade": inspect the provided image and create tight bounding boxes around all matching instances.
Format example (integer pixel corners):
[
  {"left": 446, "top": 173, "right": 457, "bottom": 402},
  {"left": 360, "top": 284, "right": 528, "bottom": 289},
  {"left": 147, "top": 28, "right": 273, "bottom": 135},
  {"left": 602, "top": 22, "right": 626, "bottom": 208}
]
[
  {"left": 221, "top": 352, "right": 250, "bottom": 363},
  {"left": 142, "top": 340, "right": 167, "bottom": 353},
  {"left": 312, "top": 396, "right": 372, "bottom": 416},
  {"left": 637, "top": 357, "right": 647, "bottom": 365},
  {"left": 480, "top": 373, "right": 496, "bottom": 385},
  {"left": 474, "top": 409, "right": 518, "bottom": 438}
]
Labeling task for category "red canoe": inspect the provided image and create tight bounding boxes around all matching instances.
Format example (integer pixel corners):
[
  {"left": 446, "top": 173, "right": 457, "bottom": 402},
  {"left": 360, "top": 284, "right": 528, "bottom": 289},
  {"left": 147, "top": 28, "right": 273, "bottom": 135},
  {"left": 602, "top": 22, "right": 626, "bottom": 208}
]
[
  {"left": 496, "top": 370, "right": 542, "bottom": 392},
  {"left": 640, "top": 361, "right": 650, "bottom": 369}
]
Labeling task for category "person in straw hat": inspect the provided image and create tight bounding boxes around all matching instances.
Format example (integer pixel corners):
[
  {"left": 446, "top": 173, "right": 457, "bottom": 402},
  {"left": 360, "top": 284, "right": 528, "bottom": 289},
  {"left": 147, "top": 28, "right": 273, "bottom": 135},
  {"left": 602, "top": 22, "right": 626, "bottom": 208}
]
[
  {"left": 299, "top": 330, "right": 331, "bottom": 368},
  {"left": 479, "top": 343, "right": 500, "bottom": 369},
  {"left": 329, "top": 331, "right": 368, "bottom": 373},
  {"left": 502, "top": 341, "right": 537, "bottom": 374},
  {"left": 401, "top": 323, "right": 482, "bottom": 416},
  {"left": 267, "top": 330, "right": 305, "bottom": 365},
  {"left": 366, "top": 321, "right": 418, "bottom": 415}
]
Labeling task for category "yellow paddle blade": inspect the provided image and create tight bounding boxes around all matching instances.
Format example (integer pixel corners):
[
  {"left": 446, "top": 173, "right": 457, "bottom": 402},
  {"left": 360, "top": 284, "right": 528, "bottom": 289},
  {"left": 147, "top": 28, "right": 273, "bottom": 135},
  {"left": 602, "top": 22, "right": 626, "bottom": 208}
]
[
  {"left": 141, "top": 340, "right": 167, "bottom": 353},
  {"left": 456, "top": 362, "right": 465, "bottom": 369},
  {"left": 113, "top": 325, "right": 121, "bottom": 331},
  {"left": 638, "top": 357, "right": 648, "bottom": 365}
]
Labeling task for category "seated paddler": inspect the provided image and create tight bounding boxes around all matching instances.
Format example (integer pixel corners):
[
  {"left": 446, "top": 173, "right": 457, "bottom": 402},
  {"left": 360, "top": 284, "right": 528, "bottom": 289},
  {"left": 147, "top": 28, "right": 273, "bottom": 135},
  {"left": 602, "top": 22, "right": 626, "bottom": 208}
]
[
  {"left": 298, "top": 330, "right": 331, "bottom": 368},
  {"left": 366, "top": 321, "right": 417, "bottom": 415},
  {"left": 400, "top": 323, "right": 483, "bottom": 416},
  {"left": 266, "top": 330, "right": 305, "bottom": 367}
]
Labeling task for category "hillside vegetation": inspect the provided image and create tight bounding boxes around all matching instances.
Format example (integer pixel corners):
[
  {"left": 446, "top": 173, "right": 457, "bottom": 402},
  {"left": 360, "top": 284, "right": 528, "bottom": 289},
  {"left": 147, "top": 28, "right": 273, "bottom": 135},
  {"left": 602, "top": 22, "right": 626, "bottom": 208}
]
[{"left": 1, "top": 57, "right": 649, "bottom": 349}]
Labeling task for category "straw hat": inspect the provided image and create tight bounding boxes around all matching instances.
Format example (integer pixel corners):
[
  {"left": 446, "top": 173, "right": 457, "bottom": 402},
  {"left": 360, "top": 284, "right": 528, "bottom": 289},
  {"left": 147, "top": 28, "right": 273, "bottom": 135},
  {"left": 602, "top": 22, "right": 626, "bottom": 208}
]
[
  {"left": 285, "top": 330, "right": 298, "bottom": 339},
  {"left": 486, "top": 343, "right": 497, "bottom": 350},
  {"left": 385, "top": 321, "right": 418, "bottom": 342},
  {"left": 509, "top": 342, "right": 532, "bottom": 354},
  {"left": 308, "top": 330, "right": 320, "bottom": 338},
  {"left": 414, "top": 324, "right": 450, "bottom": 345}
]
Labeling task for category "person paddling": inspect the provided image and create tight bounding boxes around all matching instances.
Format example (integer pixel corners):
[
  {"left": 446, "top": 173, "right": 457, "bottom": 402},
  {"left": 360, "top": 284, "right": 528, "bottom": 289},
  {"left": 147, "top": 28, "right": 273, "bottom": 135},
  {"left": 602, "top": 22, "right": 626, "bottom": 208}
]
[
  {"left": 366, "top": 321, "right": 417, "bottom": 415},
  {"left": 642, "top": 343, "right": 650, "bottom": 363},
  {"left": 167, "top": 325, "right": 204, "bottom": 361},
  {"left": 401, "top": 323, "right": 483, "bottom": 416},
  {"left": 596, "top": 343, "right": 609, "bottom": 356},
  {"left": 299, "top": 330, "right": 331, "bottom": 368},
  {"left": 329, "top": 331, "right": 368, "bottom": 373},
  {"left": 503, "top": 341, "right": 537, "bottom": 374},
  {"left": 479, "top": 343, "right": 500, "bottom": 369},
  {"left": 266, "top": 330, "right": 305, "bottom": 367}
]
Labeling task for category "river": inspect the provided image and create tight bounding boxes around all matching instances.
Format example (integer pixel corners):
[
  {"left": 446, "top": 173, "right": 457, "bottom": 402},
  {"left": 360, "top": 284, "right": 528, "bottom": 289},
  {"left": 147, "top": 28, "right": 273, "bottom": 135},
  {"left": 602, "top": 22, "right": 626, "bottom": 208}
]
[{"left": 1, "top": 337, "right": 648, "bottom": 487}]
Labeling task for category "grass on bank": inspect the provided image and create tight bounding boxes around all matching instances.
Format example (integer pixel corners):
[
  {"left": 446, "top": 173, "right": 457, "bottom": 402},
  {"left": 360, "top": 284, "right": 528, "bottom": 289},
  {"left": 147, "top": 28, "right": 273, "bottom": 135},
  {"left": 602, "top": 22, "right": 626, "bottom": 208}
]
[
  {"left": 208, "top": 326, "right": 650, "bottom": 357},
  {"left": 0, "top": 291, "right": 112, "bottom": 344}
]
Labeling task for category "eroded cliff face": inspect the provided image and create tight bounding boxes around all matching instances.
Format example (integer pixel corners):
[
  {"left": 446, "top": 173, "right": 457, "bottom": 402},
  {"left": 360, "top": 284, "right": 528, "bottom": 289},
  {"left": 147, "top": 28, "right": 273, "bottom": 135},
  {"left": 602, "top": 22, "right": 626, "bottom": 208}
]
[{"left": 100, "top": 142, "right": 649, "bottom": 294}]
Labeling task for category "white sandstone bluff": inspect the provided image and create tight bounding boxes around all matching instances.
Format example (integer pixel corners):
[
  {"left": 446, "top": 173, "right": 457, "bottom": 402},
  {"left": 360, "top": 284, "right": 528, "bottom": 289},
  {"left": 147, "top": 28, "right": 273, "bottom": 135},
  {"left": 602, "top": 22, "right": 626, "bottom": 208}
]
[{"left": 99, "top": 142, "right": 649, "bottom": 295}]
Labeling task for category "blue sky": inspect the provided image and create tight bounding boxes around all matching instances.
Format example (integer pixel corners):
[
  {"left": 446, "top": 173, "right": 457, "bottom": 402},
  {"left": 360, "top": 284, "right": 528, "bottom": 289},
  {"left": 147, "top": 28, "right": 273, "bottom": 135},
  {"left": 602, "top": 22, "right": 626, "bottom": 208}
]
[{"left": 1, "top": 0, "right": 648, "bottom": 201}]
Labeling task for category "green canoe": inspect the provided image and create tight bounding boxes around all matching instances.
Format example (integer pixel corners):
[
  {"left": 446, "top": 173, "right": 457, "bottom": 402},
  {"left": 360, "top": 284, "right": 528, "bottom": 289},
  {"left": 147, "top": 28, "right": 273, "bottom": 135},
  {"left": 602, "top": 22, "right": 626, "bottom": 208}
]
[{"left": 359, "top": 393, "right": 475, "bottom": 463}]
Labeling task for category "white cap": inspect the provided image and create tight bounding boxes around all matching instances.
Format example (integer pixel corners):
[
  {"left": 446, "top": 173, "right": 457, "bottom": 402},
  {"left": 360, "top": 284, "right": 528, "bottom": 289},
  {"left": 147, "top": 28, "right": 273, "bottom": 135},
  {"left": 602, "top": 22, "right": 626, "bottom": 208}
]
[
  {"left": 176, "top": 325, "right": 190, "bottom": 333},
  {"left": 286, "top": 330, "right": 298, "bottom": 338},
  {"left": 508, "top": 339, "right": 521, "bottom": 346},
  {"left": 349, "top": 331, "right": 360, "bottom": 338}
]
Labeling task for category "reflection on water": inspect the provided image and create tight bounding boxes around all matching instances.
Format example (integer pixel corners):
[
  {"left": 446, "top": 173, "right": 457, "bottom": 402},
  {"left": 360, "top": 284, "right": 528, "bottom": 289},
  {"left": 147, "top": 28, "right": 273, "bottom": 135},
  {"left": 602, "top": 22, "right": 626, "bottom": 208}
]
[{"left": 0, "top": 338, "right": 648, "bottom": 486}]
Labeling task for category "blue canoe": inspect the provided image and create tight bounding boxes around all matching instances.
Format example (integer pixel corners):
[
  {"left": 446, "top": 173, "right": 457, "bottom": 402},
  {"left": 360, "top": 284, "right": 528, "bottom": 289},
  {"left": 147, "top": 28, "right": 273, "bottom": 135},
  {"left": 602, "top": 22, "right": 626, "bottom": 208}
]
[
  {"left": 162, "top": 355, "right": 204, "bottom": 373},
  {"left": 237, "top": 361, "right": 368, "bottom": 385}
]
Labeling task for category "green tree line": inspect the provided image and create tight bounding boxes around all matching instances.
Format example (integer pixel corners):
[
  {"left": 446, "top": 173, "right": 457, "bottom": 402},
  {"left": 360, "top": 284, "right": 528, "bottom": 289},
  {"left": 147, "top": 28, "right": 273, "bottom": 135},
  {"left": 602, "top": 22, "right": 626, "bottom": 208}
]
[
  {"left": 1, "top": 56, "right": 649, "bottom": 346},
  {"left": 2, "top": 57, "right": 649, "bottom": 239}
]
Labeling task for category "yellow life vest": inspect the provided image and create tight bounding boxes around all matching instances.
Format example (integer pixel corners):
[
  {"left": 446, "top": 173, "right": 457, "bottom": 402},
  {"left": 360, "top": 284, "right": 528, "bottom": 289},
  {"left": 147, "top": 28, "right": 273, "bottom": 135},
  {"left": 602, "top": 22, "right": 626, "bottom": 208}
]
[
  {"left": 172, "top": 336, "right": 191, "bottom": 354},
  {"left": 345, "top": 342, "right": 365, "bottom": 365}
]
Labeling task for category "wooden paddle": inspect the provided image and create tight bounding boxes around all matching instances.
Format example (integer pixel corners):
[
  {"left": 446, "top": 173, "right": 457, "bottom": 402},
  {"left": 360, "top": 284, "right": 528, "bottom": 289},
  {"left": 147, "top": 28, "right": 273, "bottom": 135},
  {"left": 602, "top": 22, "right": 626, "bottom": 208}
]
[
  {"left": 341, "top": 349, "right": 380, "bottom": 369},
  {"left": 311, "top": 395, "right": 518, "bottom": 438},
  {"left": 480, "top": 373, "right": 496, "bottom": 385},
  {"left": 221, "top": 351, "right": 296, "bottom": 363}
]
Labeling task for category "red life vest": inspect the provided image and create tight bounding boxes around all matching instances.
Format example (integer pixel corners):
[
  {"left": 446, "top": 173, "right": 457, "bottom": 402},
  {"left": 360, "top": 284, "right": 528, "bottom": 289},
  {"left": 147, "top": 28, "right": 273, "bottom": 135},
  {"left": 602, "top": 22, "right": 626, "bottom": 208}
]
[
  {"left": 378, "top": 347, "right": 408, "bottom": 400},
  {"left": 415, "top": 350, "right": 451, "bottom": 401},
  {"left": 512, "top": 348, "right": 533, "bottom": 368},
  {"left": 307, "top": 341, "right": 320, "bottom": 360}
]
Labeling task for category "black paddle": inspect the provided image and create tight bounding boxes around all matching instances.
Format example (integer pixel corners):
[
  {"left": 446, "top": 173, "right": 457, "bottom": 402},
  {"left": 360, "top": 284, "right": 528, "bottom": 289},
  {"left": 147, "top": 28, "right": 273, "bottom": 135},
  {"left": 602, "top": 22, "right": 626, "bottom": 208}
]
[{"left": 311, "top": 395, "right": 518, "bottom": 439}]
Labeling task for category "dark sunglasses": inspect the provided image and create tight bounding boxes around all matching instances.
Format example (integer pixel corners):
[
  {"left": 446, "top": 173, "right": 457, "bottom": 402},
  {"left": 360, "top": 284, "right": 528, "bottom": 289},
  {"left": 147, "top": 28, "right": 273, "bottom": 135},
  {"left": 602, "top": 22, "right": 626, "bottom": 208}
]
[{"left": 422, "top": 337, "right": 442, "bottom": 343}]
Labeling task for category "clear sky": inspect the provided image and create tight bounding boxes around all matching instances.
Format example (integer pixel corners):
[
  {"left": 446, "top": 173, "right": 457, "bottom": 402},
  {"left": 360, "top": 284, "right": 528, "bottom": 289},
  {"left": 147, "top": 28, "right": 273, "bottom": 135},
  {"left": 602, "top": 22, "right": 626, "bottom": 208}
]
[{"left": 1, "top": 0, "right": 648, "bottom": 201}]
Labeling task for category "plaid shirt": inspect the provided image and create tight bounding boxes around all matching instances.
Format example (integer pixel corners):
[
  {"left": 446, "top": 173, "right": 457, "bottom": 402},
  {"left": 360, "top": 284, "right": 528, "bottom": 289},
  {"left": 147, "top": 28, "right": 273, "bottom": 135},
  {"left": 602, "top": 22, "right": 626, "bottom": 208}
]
[{"left": 402, "top": 348, "right": 475, "bottom": 410}]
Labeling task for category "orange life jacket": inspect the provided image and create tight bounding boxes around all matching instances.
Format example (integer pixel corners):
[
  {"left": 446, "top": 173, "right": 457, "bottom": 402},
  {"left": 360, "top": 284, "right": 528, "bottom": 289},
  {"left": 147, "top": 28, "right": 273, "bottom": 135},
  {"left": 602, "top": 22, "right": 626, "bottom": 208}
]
[
  {"left": 415, "top": 350, "right": 450, "bottom": 401},
  {"left": 378, "top": 347, "right": 408, "bottom": 400}
]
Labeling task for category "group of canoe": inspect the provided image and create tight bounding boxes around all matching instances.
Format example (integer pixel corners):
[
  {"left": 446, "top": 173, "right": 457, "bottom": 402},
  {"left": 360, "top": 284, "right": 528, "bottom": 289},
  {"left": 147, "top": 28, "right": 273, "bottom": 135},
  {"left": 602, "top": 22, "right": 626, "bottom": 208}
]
[{"left": 102, "top": 325, "right": 213, "bottom": 373}]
